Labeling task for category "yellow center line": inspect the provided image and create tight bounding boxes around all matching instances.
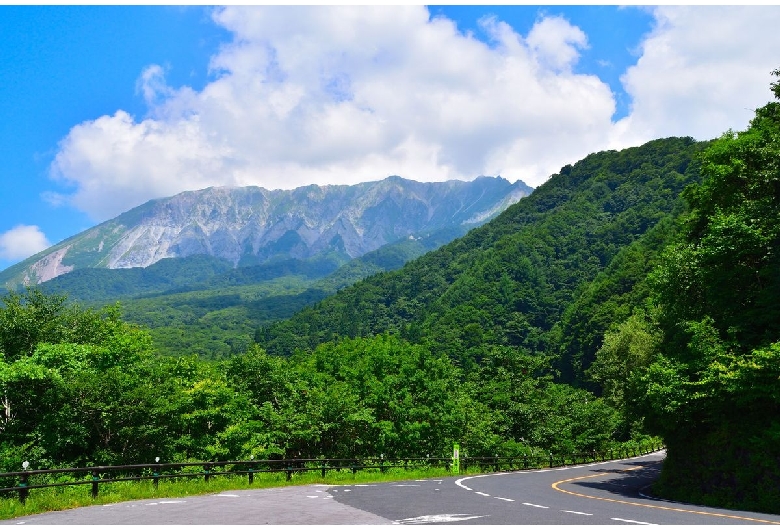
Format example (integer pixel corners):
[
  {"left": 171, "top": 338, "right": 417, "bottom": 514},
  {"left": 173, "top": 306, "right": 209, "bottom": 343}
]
[{"left": 550, "top": 466, "right": 780, "bottom": 525}]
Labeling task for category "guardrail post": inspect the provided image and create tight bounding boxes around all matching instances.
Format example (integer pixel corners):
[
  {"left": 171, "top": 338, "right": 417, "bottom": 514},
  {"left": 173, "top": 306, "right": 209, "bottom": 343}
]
[
  {"left": 153, "top": 464, "right": 160, "bottom": 489},
  {"left": 18, "top": 472, "right": 29, "bottom": 505},
  {"left": 380, "top": 455, "right": 385, "bottom": 474},
  {"left": 286, "top": 462, "right": 293, "bottom": 482},
  {"left": 523, "top": 454, "right": 528, "bottom": 469},
  {"left": 248, "top": 466, "right": 254, "bottom": 485},
  {"left": 91, "top": 471, "right": 99, "bottom": 498},
  {"left": 204, "top": 464, "right": 211, "bottom": 483},
  {"left": 549, "top": 453, "right": 553, "bottom": 468}
]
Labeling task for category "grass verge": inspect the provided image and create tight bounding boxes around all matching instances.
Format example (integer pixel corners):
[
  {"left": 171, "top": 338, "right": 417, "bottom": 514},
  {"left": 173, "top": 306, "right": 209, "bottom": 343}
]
[{"left": 0, "top": 465, "right": 458, "bottom": 521}]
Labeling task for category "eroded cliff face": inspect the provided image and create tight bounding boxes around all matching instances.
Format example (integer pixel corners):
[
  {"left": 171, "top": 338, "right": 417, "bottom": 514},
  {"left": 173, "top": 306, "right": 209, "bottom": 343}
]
[
  {"left": 1, "top": 176, "right": 532, "bottom": 288},
  {"left": 22, "top": 247, "right": 74, "bottom": 284}
]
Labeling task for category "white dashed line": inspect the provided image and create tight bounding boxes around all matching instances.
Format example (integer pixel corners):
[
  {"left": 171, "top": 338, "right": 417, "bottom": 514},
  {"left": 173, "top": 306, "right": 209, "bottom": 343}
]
[
  {"left": 395, "top": 514, "right": 488, "bottom": 524},
  {"left": 214, "top": 494, "right": 239, "bottom": 498},
  {"left": 475, "top": 492, "right": 490, "bottom": 497},
  {"left": 494, "top": 497, "right": 514, "bottom": 502},
  {"left": 611, "top": 518, "right": 656, "bottom": 525},
  {"left": 522, "top": 502, "right": 549, "bottom": 509},
  {"left": 561, "top": 510, "right": 592, "bottom": 516},
  {"left": 306, "top": 495, "right": 319, "bottom": 498},
  {"left": 159, "top": 500, "right": 186, "bottom": 504}
]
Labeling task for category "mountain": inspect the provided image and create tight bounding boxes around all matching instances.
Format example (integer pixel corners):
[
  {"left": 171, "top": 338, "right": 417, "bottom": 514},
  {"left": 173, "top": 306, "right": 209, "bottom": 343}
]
[
  {"left": 255, "top": 137, "right": 708, "bottom": 380},
  {"left": 0, "top": 176, "right": 532, "bottom": 290}
]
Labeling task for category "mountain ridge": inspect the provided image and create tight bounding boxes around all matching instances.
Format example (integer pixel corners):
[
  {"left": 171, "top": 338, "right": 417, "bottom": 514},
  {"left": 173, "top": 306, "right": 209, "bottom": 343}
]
[{"left": 1, "top": 176, "right": 531, "bottom": 289}]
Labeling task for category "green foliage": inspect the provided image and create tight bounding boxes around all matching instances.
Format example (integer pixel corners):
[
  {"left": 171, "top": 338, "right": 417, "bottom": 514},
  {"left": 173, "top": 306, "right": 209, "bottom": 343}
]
[
  {"left": 37, "top": 233, "right": 456, "bottom": 360},
  {"left": 588, "top": 312, "right": 660, "bottom": 412},
  {"left": 257, "top": 137, "right": 705, "bottom": 382},
  {"left": 624, "top": 72, "right": 780, "bottom": 513}
]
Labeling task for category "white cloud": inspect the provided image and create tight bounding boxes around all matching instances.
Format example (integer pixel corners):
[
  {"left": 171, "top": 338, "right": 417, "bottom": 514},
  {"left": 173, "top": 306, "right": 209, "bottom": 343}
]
[
  {"left": 0, "top": 225, "right": 51, "bottom": 261},
  {"left": 48, "top": 6, "right": 780, "bottom": 223},
  {"left": 612, "top": 6, "right": 780, "bottom": 146}
]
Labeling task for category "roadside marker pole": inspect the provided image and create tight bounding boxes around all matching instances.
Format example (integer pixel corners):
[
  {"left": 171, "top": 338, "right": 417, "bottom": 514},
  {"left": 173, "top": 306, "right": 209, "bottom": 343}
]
[{"left": 452, "top": 443, "right": 460, "bottom": 475}]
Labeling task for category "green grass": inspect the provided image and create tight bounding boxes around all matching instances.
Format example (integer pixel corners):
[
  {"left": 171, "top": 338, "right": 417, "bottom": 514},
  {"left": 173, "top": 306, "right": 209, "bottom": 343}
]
[{"left": 0, "top": 465, "right": 458, "bottom": 521}]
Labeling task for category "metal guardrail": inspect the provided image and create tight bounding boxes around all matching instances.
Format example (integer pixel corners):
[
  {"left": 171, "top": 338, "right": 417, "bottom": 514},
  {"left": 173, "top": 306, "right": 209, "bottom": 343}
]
[{"left": 0, "top": 444, "right": 663, "bottom": 504}]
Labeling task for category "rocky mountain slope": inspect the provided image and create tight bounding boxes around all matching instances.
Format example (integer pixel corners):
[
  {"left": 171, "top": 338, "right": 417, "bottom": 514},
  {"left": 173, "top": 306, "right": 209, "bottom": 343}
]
[{"left": 1, "top": 176, "right": 531, "bottom": 289}]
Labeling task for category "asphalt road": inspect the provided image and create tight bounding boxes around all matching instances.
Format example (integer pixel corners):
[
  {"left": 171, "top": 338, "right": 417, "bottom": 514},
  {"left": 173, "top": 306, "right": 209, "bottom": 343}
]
[
  {"left": 6, "top": 451, "right": 780, "bottom": 525},
  {"left": 332, "top": 451, "right": 780, "bottom": 525}
]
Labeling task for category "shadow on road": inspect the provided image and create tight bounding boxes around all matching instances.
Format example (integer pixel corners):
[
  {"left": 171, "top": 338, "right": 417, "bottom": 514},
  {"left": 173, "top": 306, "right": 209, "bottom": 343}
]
[{"left": 571, "top": 458, "right": 664, "bottom": 500}]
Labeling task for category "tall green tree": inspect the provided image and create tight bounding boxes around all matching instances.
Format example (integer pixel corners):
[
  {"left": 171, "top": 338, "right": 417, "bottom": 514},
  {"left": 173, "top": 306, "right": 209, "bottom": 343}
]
[{"left": 633, "top": 70, "right": 780, "bottom": 512}]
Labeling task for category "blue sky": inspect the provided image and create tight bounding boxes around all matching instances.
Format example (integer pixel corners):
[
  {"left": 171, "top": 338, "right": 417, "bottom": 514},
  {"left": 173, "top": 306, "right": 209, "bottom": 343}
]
[{"left": 1, "top": 5, "right": 779, "bottom": 272}]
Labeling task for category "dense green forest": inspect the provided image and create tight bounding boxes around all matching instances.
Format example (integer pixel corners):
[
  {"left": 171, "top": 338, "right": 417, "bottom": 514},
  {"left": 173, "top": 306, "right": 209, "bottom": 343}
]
[
  {"left": 37, "top": 227, "right": 466, "bottom": 358},
  {"left": 612, "top": 72, "right": 780, "bottom": 511},
  {"left": 0, "top": 288, "right": 643, "bottom": 476},
  {"left": 256, "top": 135, "right": 705, "bottom": 381},
  {"left": 2, "top": 72, "right": 778, "bottom": 513}
]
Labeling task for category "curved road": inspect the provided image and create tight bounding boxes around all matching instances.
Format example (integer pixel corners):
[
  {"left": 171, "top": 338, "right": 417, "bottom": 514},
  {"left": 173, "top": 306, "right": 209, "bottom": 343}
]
[{"left": 5, "top": 451, "right": 780, "bottom": 525}]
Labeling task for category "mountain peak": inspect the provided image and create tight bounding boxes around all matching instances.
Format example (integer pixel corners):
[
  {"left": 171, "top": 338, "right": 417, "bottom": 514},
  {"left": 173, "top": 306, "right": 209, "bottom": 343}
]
[{"left": 1, "top": 176, "right": 532, "bottom": 289}]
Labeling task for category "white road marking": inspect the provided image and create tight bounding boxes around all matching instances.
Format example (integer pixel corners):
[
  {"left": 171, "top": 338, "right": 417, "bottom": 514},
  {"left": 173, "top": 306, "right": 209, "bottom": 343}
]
[
  {"left": 522, "top": 502, "right": 549, "bottom": 509},
  {"left": 611, "top": 518, "right": 656, "bottom": 525},
  {"left": 475, "top": 492, "right": 490, "bottom": 497},
  {"left": 159, "top": 500, "right": 186, "bottom": 504},
  {"left": 145, "top": 503, "right": 158, "bottom": 506},
  {"left": 391, "top": 484, "right": 421, "bottom": 487},
  {"left": 306, "top": 495, "right": 319, "bottom": 498},
  {"left": 343, "top": 489, "right": 351, "bottom": 492},
  {"left": 495, "top": 497, "right": 515, "bottom": 502},
  {"left": 561, "top": 510, "right": 592, "bottom": 515},
  {"left": 396, "top": 514, "right": 488, "bottom": 524},
  {"left": 214, "top": 494, "right": 239, "bottom": 497}
]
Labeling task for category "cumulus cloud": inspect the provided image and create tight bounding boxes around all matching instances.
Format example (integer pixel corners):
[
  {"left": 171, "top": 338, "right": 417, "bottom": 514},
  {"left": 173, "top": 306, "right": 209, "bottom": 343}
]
[
  {"left": 0, "top": 225, "right": 51, "bottom": 261},
  {"left": 613, "top": 6, "right": 780, "bottom": 146},
  {"left": 49, "top": 6, "right": 780, "bottom": 222}
]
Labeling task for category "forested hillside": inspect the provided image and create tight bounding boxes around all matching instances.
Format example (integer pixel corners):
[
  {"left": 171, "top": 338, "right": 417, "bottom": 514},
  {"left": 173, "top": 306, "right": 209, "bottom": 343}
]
[
  {"left": 38, "top": 228, "right": 463, "bottom": 358},
  {"left": 0, "top": 288, "right": 646, "bottom": 474},
  {"left": 604, "top": 72, "right": 780, "bottom": 512},
  {"left": 257, "top": 136, "right": 707, "bottom": 386}
]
